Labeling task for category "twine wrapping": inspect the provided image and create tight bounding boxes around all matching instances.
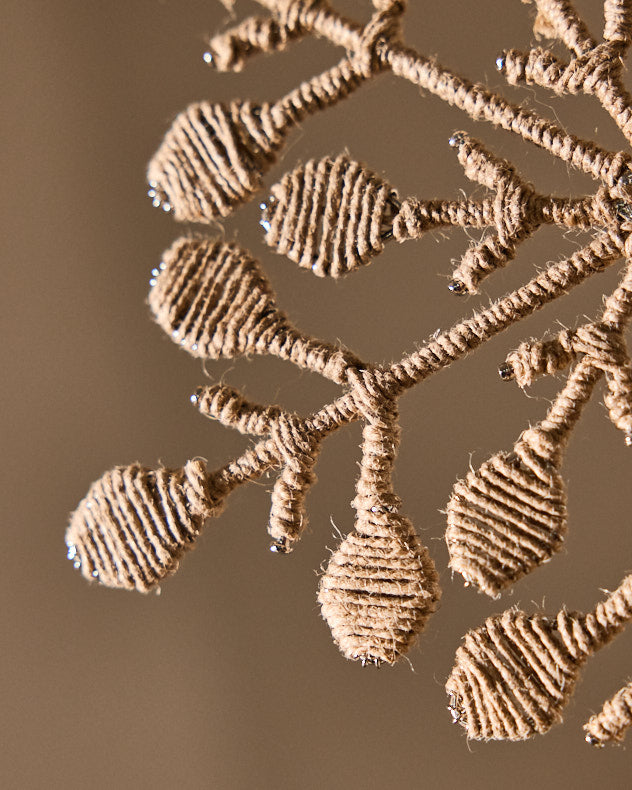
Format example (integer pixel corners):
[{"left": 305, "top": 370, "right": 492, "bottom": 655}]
[
  {"left": 584, "top": 679, "right": 632, "bottom": 746},
  {"left": 447, "top": 573, "right": 632, "bottom": 740},
  {"left": 66, "top": 460, "right": 222, "bottom": 592},
  {"left": 261, "top": 154, "right": 398, "bottom": 276},
  {"left": 445, "top": 446, "right": 567, "bottom": 598},
  {"left": 319, "top": 394, "right": 440, "bottom": 664}
]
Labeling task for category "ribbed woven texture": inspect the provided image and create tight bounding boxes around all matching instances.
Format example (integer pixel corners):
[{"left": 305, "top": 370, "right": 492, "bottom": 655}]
[
  {"left": 66, "top": 460, "right": 217, "bottom": 592},
  {"left": 148, "top": 236, "right": 289, "bottom": 359},
  {"left": 446, "top": 609, "right": 584, "bottom": 740},
  {"left": 147, "top": 100, "right": 285, "bottom": 222},
  {"left": 447, "top": 573, "right": 632, "bottom": 740},
  {"left": 261, "top": 154, "right": 398, "bottom": 276},
  {"left": 318, "top": 514, "right": 439, "bottom": 664},
  {"left": 584, "top": 679, "right": 632, "bottom": 745},
  {"left": 445, "top": 450, "right": 567, "bottom": 597}
]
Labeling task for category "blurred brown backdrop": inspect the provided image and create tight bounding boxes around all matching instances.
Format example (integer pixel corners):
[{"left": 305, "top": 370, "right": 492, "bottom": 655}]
[{"left": 3, "top": 0, "right": 632, "bottom": 787}]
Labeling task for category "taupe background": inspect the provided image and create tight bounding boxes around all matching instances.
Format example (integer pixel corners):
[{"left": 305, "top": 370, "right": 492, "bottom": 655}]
[{"left": 3, "top": 0, "right": 632, "bottom": 787}]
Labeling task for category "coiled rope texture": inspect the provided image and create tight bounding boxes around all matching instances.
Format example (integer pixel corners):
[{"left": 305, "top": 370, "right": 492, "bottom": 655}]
[
  {"left": 66, "top": 460, "right": 222, "bottom": 592},
  {"left": 584, "top": 679, "right": 632, "bottom": 745},
  {"left": 446, "top": 573, "right": 632, "bottom": 740}
]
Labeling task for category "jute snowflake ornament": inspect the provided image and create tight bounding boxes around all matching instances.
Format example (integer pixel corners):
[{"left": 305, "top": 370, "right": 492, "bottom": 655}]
[{"left": 68, "top": 0, "right": 632, "bottom": 744}]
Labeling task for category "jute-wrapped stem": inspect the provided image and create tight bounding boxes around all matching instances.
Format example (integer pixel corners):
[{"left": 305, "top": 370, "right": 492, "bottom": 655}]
[
  {"left": 319, "top": 388, "right": 440, "bottom": 665},
  {"left": 446, "top": 263, "right": 632, "bottom": 596}
]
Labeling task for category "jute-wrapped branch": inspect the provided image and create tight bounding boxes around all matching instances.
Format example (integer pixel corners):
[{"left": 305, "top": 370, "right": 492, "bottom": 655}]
[
  {"left": 446, "top": 263, "right": 632, "bottom": 596},
  {"left": 260, "top": 140, "right": 609, "bottom": 287}
]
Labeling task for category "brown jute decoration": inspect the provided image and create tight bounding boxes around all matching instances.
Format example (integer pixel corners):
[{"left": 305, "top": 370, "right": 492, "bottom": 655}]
[
  {"left": 260, "top": 140, "right": 610, "bottom": 287},
  {"left": 446, "top": 571, "right": 632, "bottom": 740},
  {"left": 69, "top": 0, "right": 632, "bottom": 738},
  {"left": 446, "top": 263, "right": 632, "bottom": 596},
  {"left": 66, "top": 460, "right": 226, "bottom": 592},
  {"left": 584, "top": 679, "right": 632, "bottom": 746},
  {"left": 318, "top": 393, "right": 440, "bottom": 665}
]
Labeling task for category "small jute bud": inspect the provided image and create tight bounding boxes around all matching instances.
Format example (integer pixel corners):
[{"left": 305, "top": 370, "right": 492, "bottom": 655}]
[
  {"left": 318, "top": 513, "right": 440, "bottom": 665},
  {"left": 268, "top": 415, "right": 321, "bottom": 550},
  {"left": 261, "top": 154, "right": 399, "bottom": 277},
  {"left": 505, "top": 330, "right": 576, "bottom": 387},
  {"left": 194, "top": 383, "right": 283, "bottom": 436},
  {"left": 65, "top": 460, "right": 222, "bottom": 592},
  {"left": 604, "top": 0, "right": 632, "bottom": 45},
  {"left": 445, "top": 448, "right": 567, "bottom": 597},
  {"left": 148, "top": 237, "right": 291, "bottom": 360},
  {"left": 147, "top": 100, "right": 287, "bottom": 222},
  {"left": 584, "top": 680, "right": 632, "bottom": 746}
]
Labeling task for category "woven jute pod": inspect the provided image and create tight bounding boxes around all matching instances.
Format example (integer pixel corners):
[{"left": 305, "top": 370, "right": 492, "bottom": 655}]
[
  {"left": 445, "top": 440, "right": 567, "bottom": 597},
  {"left": 446, "top": 609, "right": 585, "bottom": 740},
  {"left": 447, "top": 573, "right": 632, "bottom": 740},
  {"left": 147, "top": 100, "right": 287, "bottom": 222},
  {"left": 261, "top": 154, "right": 398, "bottom": 276},
  {"left": 66, "top": 459, "right": 221, "bottom": 592},
  {"left": 148, "top": 236, "right": 291, "bottom": 359},
  {"left": 318, "top": 510, "right": 440, "bottom": 665}
]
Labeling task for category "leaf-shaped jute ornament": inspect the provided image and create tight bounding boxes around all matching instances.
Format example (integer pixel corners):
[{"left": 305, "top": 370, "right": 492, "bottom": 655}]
[
  {"left": 148, "top": 236, "right": 361, "bottom": 382},
  {"left": 446, "top": 572, "right": 632, "bottom": 741},
  {"left": 445, "top": 440, "right": 567, "bottom": 598},
  {"left": 65, "top": 460, "right": 225, "bottom": 592},
  {"left": 318, "top": 511, "right": 439, "bottom": 665},
  {"left": 258, "top": 135, "right": 595, "bottom": 290}
]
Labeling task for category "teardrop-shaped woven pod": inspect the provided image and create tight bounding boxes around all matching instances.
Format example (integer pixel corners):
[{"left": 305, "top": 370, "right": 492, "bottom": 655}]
[
  {"left": 66, "top": 459, "right": 220, "bottom": 592},
  {"left": 318, "top": 513, "right": 440, "bottom": 664},
  {"left": 446, "top": 608, "right": 585, "bottom": 741},
  {"left": 147, "top": 100, "right": 287, "bottom": 222},
  {"left": 262, "top": 154, "right": 399, "bottom": 276},
  {"left": 148, "top": 237, "right": 290, "bottom": 359},
  {"left": 445, "top": 448, "right": 567, "bottom": 597}
]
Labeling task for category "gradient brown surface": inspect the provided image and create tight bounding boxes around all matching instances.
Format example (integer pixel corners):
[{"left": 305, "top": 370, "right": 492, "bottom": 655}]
[{"left": 3, "top": 1, "right": 632, "bottom": 787}]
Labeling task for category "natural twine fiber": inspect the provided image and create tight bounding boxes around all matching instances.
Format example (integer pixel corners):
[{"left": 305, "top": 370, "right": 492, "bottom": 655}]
[
  {"left": 66, "top": 460, "right": 224, "bottom": 592},
  {"left": 69, "top": 0, "right": 632, "bottom": 733},
  {"left": 584, "top": 679, "right": 632, "bottom": 746},
  {"left": 318, "top": 397, "right": 440, "bottom": 664},
  {"left": 446, "top": 572, "right": 632, "bottom": 740},
  {"left": 446, "top": 265, "right": 632, "bottom": 596}
]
